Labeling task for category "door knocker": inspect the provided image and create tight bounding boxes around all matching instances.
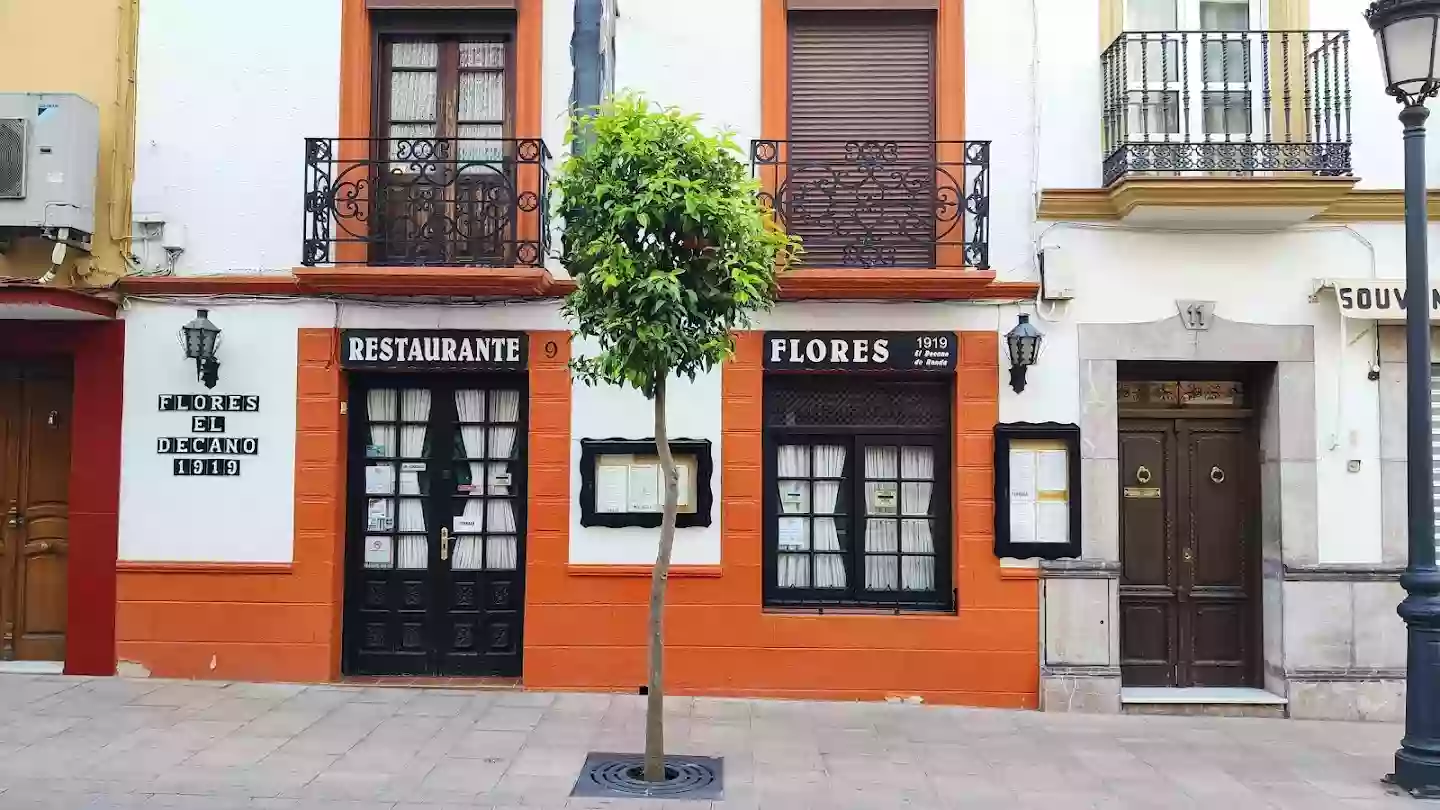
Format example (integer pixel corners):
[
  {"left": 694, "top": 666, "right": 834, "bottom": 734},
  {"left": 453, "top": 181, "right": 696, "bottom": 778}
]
[
  {"left": 1210, "top": 466, "right": 1226, "bottom": 484},
  {"left": 1136, "top": 465, "right": 1153, "bottom": 484}
]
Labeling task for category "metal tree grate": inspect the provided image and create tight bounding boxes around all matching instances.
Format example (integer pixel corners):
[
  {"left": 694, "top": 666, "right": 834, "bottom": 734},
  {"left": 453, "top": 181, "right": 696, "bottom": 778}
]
[
  {"left": 0, "top": 119, "right": 25, "bottom": 199},
  {"left": 571, "top": 752, "right": 723, "bottom": 801}
]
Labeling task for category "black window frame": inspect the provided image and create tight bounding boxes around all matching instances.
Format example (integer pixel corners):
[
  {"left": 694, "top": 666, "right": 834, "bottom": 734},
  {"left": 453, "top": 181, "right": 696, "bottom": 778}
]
[
  {"left": 762, "top": 374, "right": 954, "bottom": 612},
  {"left": 577, "top": 438, "right": 715, "bottom": 529},
  {"left": 992, "top": 421, "right": 1082, "bottom": 561}
]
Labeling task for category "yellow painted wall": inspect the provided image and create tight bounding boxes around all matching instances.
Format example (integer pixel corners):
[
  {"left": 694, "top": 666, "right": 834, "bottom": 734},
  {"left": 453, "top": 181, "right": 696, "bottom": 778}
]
[{"left": 0, "top": 0, "right": 138, "bottom": 287}]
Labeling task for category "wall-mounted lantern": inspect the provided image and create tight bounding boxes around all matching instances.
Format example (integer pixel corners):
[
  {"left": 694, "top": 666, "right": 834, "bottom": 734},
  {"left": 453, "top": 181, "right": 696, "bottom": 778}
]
[
  {"left": 180, "top": 309, "right": 222, "bottom": 389},
  {"left": 1004, "top": 314, "right": 1044, "bottom": 393}
]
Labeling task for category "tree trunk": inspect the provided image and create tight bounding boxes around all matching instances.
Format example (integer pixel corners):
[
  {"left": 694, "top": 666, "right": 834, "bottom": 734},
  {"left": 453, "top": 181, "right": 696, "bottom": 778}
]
[{"left": 643, "top": 374, "right": 679, "bottom": 782}]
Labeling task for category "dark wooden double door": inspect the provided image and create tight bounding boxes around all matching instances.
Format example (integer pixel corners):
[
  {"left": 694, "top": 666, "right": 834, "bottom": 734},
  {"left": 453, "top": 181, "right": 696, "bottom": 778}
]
[
  {"left": 0, "top": 362, "right": 71, "bottom": 663},
  {"left": 1119, "top": 418, "right": 1258, "bottom": 687},
  {"left": 343, "top": 374, "right": 526, "bottom": 677}
]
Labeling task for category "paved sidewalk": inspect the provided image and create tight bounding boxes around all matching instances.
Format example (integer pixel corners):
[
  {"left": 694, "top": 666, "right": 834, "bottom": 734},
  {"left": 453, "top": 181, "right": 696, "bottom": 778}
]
[{"left": 0, "top": 675, "right": 1420, "bottom": 809}]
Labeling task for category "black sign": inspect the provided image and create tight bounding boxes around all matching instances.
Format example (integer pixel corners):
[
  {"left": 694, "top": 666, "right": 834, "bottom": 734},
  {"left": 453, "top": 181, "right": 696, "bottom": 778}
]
[
  {"left": 159, "top": 394, "right": 260, "bottom": 412},
  {"left": 158, "top": 393, "right": 261, "bottom": 476},
  {"left": 763, "top": 332, "right": 957, "bottom": 372},
  {"left": 157, "top": 437, "right": 259, "bottom": 455},
  {"left": 173, "top": 458, "right": 242, "bottom": 477},
  {"left": 340, "top": 330, "right": 528, "bottom": 371}
]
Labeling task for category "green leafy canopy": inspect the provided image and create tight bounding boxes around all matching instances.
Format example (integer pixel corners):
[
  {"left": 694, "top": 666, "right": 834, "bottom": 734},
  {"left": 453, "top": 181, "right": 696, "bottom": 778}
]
[{"left": 557, "top": 94, "right": 801, "bottom": 398}]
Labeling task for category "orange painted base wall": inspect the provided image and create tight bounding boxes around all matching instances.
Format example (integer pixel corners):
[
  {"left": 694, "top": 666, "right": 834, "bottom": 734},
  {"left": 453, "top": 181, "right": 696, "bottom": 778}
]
[{"left": 523, "top": 331, "right": 1039, "bottom": 707}]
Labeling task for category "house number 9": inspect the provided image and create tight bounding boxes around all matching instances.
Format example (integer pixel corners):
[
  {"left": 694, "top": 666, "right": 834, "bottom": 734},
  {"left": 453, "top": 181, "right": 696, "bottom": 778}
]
[{"left": 545, "top": 341, "right": 558, "bottom": 358}]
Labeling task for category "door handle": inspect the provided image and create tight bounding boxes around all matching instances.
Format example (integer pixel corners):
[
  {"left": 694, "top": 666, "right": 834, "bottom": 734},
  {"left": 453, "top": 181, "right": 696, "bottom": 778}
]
[
  {"left": 1136, "top": 466, "right": 1152, "bottom": 484},
  {"left": 440, "top": 527, "right": 450, "bottom": 562},
  {"left": 1210, "top": 466, "right": 1225, "bottom": 484},
  {"left": 1182, "top": 547, "right": 1194, "bottom": 563}
]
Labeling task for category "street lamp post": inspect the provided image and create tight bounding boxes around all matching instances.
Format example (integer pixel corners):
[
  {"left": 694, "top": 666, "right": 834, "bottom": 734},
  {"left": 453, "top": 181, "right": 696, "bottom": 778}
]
[{"left": 1366, "top": 0, "right": 1440, "bottom": 797}]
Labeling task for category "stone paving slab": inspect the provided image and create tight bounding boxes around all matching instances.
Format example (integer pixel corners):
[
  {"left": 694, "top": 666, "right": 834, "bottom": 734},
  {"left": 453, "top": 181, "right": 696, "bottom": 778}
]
[{"left": 0, "top": 675, "right": 1421, "bottom": 809}]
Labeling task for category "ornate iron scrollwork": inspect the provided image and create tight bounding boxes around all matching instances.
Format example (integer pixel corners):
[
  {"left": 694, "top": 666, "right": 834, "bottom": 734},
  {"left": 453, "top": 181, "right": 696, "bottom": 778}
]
[
  {"left": 301, "top": 136, "right": 552, "bottom": 268},
  {"left": 751, "top": 139, "right": 991, "bottom": 271}
]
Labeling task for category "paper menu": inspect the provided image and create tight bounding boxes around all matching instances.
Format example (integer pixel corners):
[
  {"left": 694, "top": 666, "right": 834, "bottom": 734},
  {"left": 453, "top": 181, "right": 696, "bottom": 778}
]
[
  {"left": 596, "top": 464, "right": 628, "bottom": 514},
  {"left": 1036, "top": 450, "right": 1068, "bottom": 494},
  {"left": 365, "top": 464, "right": 395, "bottom": 495},
  {"left": 1009, "top": 450, "right": 1037, "bottom": 500},
  {"left": 366, "top": 498, "right": 394, "bottom": 532},
  {"left": 675, "top": 465, "right": 691, "bottom": 508},
  {"left": 364, "top": 536, "right": 392, "bottom": 568},
  {"left": 778, "top": 517, "right": 809, "bottom": 550},
  {"left": 1009, "top": 502, "right": 1036, "bottom": 545},
  {"left": 1036, "top": 501, "right": 1069, "bottom": 545},
  {"left": 628, "top": 464, "right": 661, "bottom": 512}
]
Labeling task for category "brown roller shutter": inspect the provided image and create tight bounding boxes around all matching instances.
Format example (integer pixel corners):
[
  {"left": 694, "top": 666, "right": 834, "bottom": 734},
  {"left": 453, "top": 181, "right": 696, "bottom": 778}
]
[{"left": 786, "top": 12, "right": 936, "bottom": 268}]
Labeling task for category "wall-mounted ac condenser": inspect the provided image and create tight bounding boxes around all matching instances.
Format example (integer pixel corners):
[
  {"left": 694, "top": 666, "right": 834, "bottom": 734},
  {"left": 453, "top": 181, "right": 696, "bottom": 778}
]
[{"left": 0, "top": 93, "right": 100, "bottom": 240}]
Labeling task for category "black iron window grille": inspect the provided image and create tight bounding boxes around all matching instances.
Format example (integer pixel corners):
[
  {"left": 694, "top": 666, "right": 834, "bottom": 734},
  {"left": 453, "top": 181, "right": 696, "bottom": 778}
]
[
  {"left": 750, "top": 139, "right": 990, "bottom": 271},
  {"left": 1100, "top": 29, "right": 1352, "bottom": 186},
  {"left": 303, "top": 136, "right": 550, "bottom": 268},
  {"left": 762, "top": 377, "right": 953, "bottom": 612}
]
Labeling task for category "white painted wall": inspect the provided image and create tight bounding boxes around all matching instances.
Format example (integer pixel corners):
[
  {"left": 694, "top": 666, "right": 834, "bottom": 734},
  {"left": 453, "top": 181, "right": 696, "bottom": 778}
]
[
  {"left": 118, "top": 300, "right": 333, "bottom": 562},
  {"left": 999, "top": 221, "right": 1440, "bottom": 565},
  {"left": 612, "top": 0, "right": 762, "bottom": 154},
  {"left": 131, "top": 0, "right": 341, "bottom": 274},
  {"left": 568, "top": 353, "right": 723, "bottom": 566}
]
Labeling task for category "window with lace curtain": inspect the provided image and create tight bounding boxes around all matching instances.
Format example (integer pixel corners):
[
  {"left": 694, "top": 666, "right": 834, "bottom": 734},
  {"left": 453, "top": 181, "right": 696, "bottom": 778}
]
[
  {"left": 373, "top": 13, "right": 514, "bottom": 265},
  {"left": 763, "top": 377, "right": 953, "bottom": 611}
]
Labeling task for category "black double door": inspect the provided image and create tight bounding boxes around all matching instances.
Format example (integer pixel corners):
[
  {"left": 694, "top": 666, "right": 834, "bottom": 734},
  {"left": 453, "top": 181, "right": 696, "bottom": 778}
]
[{"left": 343, "top": 374, "right": 526, "bottom": 677}]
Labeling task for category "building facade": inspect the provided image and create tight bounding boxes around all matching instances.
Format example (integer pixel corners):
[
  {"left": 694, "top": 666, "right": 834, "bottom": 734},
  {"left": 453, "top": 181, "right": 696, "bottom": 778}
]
[
  {"left": 0, "top": 0, "right": 136, "bottom": 676},
  {"left": 17, "top": 0, "right": 1423, "bottom": 721}
]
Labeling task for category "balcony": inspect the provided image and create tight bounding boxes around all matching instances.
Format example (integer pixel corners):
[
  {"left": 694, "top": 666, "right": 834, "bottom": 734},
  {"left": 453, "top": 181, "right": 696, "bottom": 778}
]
[
  {"left": 302, "top": 136, "right": 551, "bottom": 275},
  {"left": 750, "top": 140, "right": 991, "bottom": 296},
  {"left": 1071, "top": 29, "right": 1357, "bottom": 229}
]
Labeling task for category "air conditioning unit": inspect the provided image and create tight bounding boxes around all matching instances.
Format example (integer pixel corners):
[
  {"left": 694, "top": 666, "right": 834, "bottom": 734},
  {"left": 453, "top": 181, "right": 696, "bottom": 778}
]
[{"left": 0, "top": 93, "right": 99, "bottom": 243}]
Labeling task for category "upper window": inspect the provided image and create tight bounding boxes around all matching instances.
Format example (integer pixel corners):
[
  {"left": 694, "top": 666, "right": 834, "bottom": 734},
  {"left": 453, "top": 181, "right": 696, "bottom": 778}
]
[
  {"left": 763, "top": 377, "right": 953, "bottom": 611},
  {"left": 373, "top": 24, "right": 516, "bottom": 266},
  {"left": 1125, "top": 0, "right": 1259, "bottom": 31},
  {"left": 783, "top": 12, "right": 939, "bottom": 269},
  {"left": 381, "top": 36, "right": 510, "bottom": 155}
]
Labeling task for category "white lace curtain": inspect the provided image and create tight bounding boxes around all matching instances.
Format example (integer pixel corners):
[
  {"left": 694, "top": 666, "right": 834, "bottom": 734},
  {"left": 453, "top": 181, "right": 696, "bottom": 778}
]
[
  {"left": 776, "top": 444, "right": 846, "bottom": 589},
  {"left": 453, "top": 389, "right": 487, "bottom": 571},
  {"left": 452, "top": 389, "right": 519, "bottom": 571},
  {"left": 399, "top": 389, "right": 431, "bottom": 569},
  {"left": 864, "top": 446, "right": 935, "bottom": 592},
  {"left": 900, "top": 446, "right": 935, "bottom": 591}
]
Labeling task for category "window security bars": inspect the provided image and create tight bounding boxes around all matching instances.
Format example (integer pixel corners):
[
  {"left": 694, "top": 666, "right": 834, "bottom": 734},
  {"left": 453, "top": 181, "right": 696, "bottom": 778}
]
[
  {"left": 303, "top": 137, "right": 550, "bottom": 268},
  {"left": 1100, "top": 29, "right": 1352, "bottom": 186},
  {"left": 751, "top": 140, "right": 990, "bottom": 271}
]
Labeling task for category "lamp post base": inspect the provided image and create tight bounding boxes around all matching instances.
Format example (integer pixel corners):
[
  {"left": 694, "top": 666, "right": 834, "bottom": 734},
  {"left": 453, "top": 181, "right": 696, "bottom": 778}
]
[{"left": 1392, "top": 577, "right": 1440, "bottom": 797}]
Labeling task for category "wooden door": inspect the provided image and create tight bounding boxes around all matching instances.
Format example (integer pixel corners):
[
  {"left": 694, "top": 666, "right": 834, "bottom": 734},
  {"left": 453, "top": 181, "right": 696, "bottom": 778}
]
[
  {"left": 343, "top": 376, "right": 526, "bottom": 677},
  {"left": 0, "top": 362, "right": 72, "bottom": 662},
  {"left": 1119, "top": 418, "right": 1256, "bottom": 687}
]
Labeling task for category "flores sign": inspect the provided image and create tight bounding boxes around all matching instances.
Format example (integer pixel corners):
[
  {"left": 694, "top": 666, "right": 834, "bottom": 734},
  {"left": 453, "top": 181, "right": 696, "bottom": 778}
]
[
  {"left": 763, "top": 332, "right": 957, "bottom": 372},
  {"left": 340, "top": 330, "right": 527, "bottom": 371},
  {"left": 1326, "top": 279, "right": 1440, "bottom": 321}
]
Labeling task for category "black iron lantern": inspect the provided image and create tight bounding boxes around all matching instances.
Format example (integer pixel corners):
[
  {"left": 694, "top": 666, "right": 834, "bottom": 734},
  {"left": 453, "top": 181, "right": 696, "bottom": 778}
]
[
  {"left": 1367, "top": 0, "right": 1440, "bottom": 106},
  {"left": 1004, "top": 314, "right": 1043, "bottom": 394},
  {"left": 180, "top": 309, "right": 222, "bottom": 389}
]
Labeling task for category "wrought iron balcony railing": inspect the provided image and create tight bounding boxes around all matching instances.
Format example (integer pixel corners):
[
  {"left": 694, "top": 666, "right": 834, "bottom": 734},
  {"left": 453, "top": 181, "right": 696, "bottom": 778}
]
[
  {"left": 1101, "top": 29, "right": 1352, "bottom": 186},
  {"left": 750, "top": 140, "right": 990, "bottom": 271},
  {"left": 302, "top": 137, "right": 550, "bottom": 268}
]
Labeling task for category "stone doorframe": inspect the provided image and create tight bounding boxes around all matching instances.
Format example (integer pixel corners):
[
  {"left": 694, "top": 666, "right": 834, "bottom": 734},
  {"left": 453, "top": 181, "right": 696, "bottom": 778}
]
[{"left": 1040, "top": 314, "right": 1327, "bottom": 714}]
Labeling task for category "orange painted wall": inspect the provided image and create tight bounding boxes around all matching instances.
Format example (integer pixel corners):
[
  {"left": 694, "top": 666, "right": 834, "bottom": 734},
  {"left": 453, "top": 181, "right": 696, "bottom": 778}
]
[
  {"left": 114, "top": 329, "right": 345, "bottom": 681},
  {"left": 524, "top": 332, "right": 1039, "bottom": 706}
]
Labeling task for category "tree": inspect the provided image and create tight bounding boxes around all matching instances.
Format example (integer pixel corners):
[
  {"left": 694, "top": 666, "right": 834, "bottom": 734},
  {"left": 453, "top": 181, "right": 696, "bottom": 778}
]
[{"left": 557, "top": 95, "right": 800, "bottom": 782}]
